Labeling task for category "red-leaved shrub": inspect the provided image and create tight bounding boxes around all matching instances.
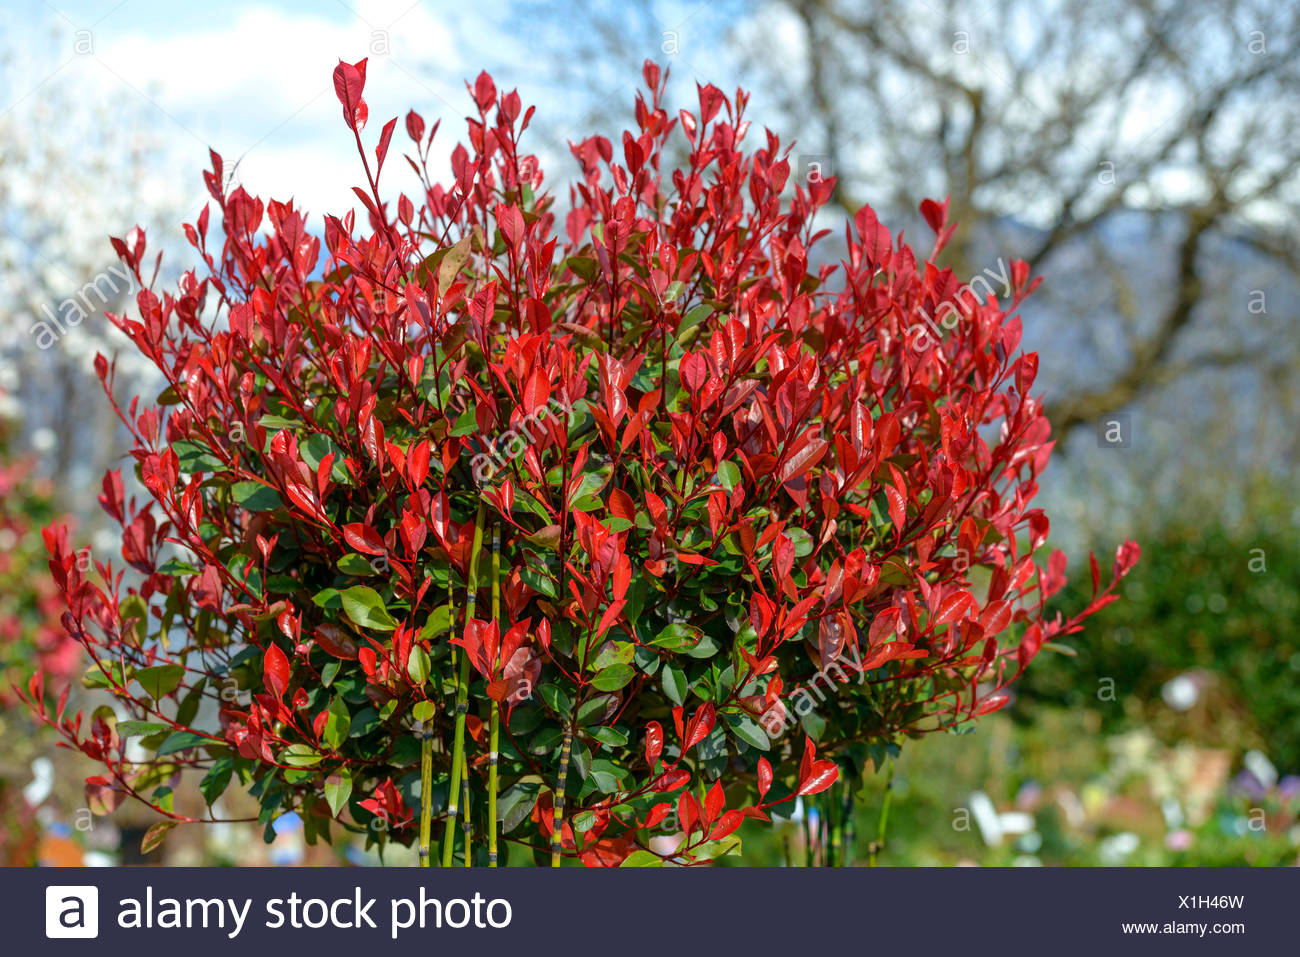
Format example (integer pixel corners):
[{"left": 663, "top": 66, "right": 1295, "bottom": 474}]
[
  {"left": 0, "top": 400, "right": 77, "bottom": 864},
  {"left": 27, "top": 60, "right": 1138, "bottom": 865}
]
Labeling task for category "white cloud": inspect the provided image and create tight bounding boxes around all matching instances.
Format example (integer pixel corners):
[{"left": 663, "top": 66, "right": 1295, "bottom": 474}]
[{"left": 53, "top": 1, "right": 515, "bottom": 217}]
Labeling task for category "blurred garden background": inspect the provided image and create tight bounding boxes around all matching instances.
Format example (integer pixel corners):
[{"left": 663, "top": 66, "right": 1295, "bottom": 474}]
[{"left": 1, "top": 0, "right": 1297, "bottom": 865}]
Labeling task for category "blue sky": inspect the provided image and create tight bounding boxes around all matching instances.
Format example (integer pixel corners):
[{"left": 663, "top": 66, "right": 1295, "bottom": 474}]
[{"left": 3, "top": 0, "right": 651, "bottom": 220}]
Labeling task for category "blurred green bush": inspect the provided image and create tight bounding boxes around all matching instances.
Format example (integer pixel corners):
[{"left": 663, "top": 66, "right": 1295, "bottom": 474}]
[
  {"left": 1021, "top": 518, "right": 1300, "bottom": 773},
  {"left": 0, "top": 413, "right": 73, "bottom": 865},
  {"left": 728, "top": 516, "right": 1300, "bottom": 866}
]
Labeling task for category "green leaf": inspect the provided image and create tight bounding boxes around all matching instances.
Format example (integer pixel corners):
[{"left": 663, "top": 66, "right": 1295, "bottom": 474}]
[
  {"left": 140, "top": 821, "right": 177, "bottom": 854},
  {"left": 157, "top": 731, "right": 209, "bottom": 755},
  {"left": 337, "top": 553, "right": 375, "bottom": 575},
  {"left": 567, "top": 470, "right": 607, "bottom": 506},
  {"left": 119, "top": 594, "right": 150, "bottom": 645},
  {"left": 716, "top": 460, "right": 741, "bottom": 492},
  {"left": 81, "top": 659, "right": 121, "bottom": 689},
  {"left": 786, "top": 526, "right": 813, "bottom": 558},
  {"left": 282, "top": 744, "right": 322, "bottom": 767},
  {"left": 528, "top": 726, "right": 563, "bottom": 757},
  {"left": 157, "top": 558, "right": 200, "bottom": 577},
  {"left": 412, "top": 701, "right": 437, "bottom": 725},
  {"left": 723, "top": 711, "right": 771, "bottom": 751},
  {"left": 588, "top": 759, "right": 626, "bottom": 793},
  {"left": 588, "top": 726, "right": 629, "bottom": 748},
  {"left": 407, "top": 646, "right": 430, "bottom": 685},
  {"left": 591, "top": 664, "right": 635, "bottom": 692},
  {"left": 497, "top": 780, "right": 541, "bottom": 833},
  {"left": 418, "top": 604, "right": 455, "bottom": 641},
  {"left": 685, "top": 632, "right": 721, "bottom": 659},
  {"left": 451, "top": 406, "right": 479, "bottom": 436},
  {"left": 323, "top": 697, "right": 351, "bottom": 750},
  {"left": 538, "top": 684, "right": 572, "bottom": 715},
  {"left": 199, "top": 757, "right": 234, "bottom": 806},
  {"left": 173, "top": 440, "right": 224, "bottom": 472},
  {"left": 621, "top": 850, "right": 664, "bottom": 867},
  {"left": 134, "top": 664, "right": 186, "bottom": 700},
  {"left": 301, "top": 433, "right": 352, "bottom": 483},
  {"left": 435, "top": 235, "right": 472, "bottom": 297},
  {"left": 117, "top": 720, "right": 171, "bottom": 738},
  {"left": 313, "top": 587, "right": 343, "bottom": 611},
  {"left": 259, "top": 414, "right": 305, "bottom": 431},
  {"left": 324, "top": 768, "right": 352, "bottom": 816},
  {"left": 661, "top": 664, "right": 688, "bottom": 706},
  {"left": 675, "top": 303, "right": 713, "bottom": 346},
  {"left": 231, "top": 480, "right": 283, "bottom": 512},
  {"left": 151, "top": 786, "right": 174, "bottom": 814},
  {"left": 340, "top": 586, "right": 399, "bottom": 632},
  {"left": 349, "top": 706, "right": 379, "bottom": 738},
  {"left": 593, "top": 640, "right": 635, "bottom": 670},
  {"left": 651, "top": 623, "right": 703, "bottom": 653},
  {"left": 510, "top": 489, "right": 552, "bottom": 521},
  {"left": 519, "top": 565, "right": 558, "bottom": 598},
  {"left": 633, "top": 643, "right": 660, "bottom": 676},
  {"left": 576, "top": 696, "right": 610, "bottom": 727},
  {"left": 565, "top": 255, "right": 599, "bottom": 282},
  {"left": 693, "top": 834, "right": 743, "bottom": 860}
]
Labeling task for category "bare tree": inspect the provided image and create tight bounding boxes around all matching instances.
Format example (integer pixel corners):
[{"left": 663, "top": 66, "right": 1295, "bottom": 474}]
[
  {"left": 526, "top": 0, "right": 1299, "bottom": 533},
  {"left": 0, "top": 39, "right": 178, "bottom": 513},
  {"left": 772, "top": 0, "right": 1298, "bottom": 429}
]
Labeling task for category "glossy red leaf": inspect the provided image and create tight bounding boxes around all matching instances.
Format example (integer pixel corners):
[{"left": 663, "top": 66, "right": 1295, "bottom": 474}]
[
  {"left": 314, "top": 623, "right": 359, "bottom": 660},
  {"left": 650, "top": 768, "right": 691, "bottom": 792},
  {"left": 405, "top": 109, "right": 425, "bottom": 142},
  {"left": 376, "top": 116, "right": 397, "bottom": 170},
  {"left": 704, "top": 779, "right": 725, "bottom": 823},
  {"left": 407, "top": 440, "right": 430, "bottom": 488},
  {"left": 683, "top": 702, "right": 715, "bottom": 751},
  {"left": 332, "top": 58, "right": 368, "bottom": 131},
  {"left": 263, "top": 643, "right": 290, "bottom": 701},
  {"left": 644, "top": 721, "right": 663, "bottom": 766},
  {"left": 709, "top": 809, "right": 744, "bottom": 841},
  {"left": 677, "top": 790, "right": 699, "bottom": 837},
  {"left": 343, "top": 522, "right": 386, "bottom": 556},
  {"left": 797, "top": 759, "right": 839, "bottom": 796}
]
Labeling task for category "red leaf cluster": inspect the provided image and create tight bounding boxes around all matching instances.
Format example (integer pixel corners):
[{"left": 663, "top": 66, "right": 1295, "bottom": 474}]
[{"left": 27, "top": 59, "right": 1137, "bottom": 864}]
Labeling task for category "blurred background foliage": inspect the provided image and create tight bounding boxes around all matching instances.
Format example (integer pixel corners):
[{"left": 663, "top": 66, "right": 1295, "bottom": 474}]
[
  {"left": 725, "top": 507, "right": 1300, "bottom": 867},
  {"left": 0, "top": 0, "right": 1296, "bottom": 865}
]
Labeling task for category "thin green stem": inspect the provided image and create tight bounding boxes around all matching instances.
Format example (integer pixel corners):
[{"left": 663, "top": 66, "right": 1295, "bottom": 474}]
[
  {"left": 430, "top": 589, "right": 455, "bottom": 867},
  {"left": 460, "top": 750, "right": 472, "bottom": 866},
  {"left": 868, "top": 757, "right": 895, "bottom": 867},
  {"left": 842, "top": 778, "right": 856, "bottom": 867},
  {"left": 804, "top": 797, "right": 814, "bottom": 868},
  {"left": 551, "top": 725, "right": 573, "bottom": 867},
  {"left": 488, "top": 524, "right": 501, "bottom": 867},
  {"left": 418, "top": 731, "right": 433, "bottom": 867},
  {"left": 828, "top": 781, "right": 840, "bottom": 868},
  {"left": 822, "top": 794, "right": 830, "bottom": 867},
  {"left": 442, "top": 502, "right": 486, "bottom": 867}
]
